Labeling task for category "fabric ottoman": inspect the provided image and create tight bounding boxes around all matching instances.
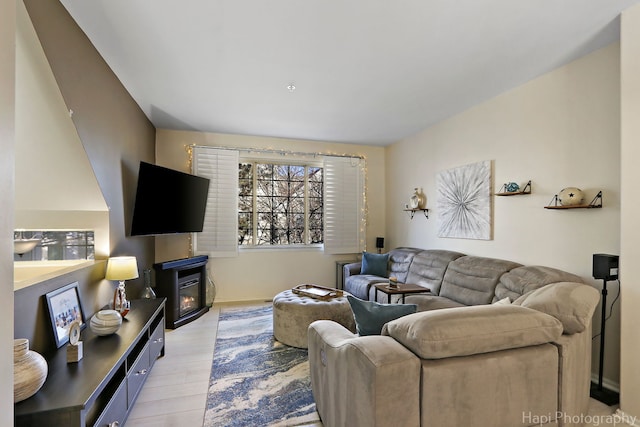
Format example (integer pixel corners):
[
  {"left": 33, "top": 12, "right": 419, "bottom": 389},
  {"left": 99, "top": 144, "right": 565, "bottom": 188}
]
[{"left": 273, "top": 289, "right": 356, "bottom": 348}]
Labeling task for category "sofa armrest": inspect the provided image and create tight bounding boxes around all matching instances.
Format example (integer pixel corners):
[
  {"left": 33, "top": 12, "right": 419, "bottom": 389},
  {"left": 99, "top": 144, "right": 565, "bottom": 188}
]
[
  {"left": 308, "top": 320, "right": 420, "bottom": 427},
  {"left": 384, "top": 304, "right": 563, "bottom": 359},
  {"left": 343, "top": 262, "right": 362, "bottom": 280}
]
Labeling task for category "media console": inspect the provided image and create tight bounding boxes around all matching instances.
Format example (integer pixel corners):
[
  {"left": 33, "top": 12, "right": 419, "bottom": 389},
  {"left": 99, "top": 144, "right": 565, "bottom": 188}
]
[{"left": 15, "top": 298, "right": 165, "bottom": 427}]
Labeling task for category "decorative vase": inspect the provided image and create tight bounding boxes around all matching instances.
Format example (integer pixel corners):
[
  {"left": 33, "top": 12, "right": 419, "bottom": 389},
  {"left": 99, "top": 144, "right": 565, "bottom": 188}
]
[
  {"left": 90, "top": 310, "right": 123, "bottom": 336},
  {"left": 206, "top": 269, "right": 216, "bottom": 307},
  {"left": 141, "top": 269, "right": 156, "bottom": 299},
  {"left": 14, "top": 338, "right": 48, "bottom": 403},
  {"left": 409, "top": 188, "right": 426, "bottom": 209}
]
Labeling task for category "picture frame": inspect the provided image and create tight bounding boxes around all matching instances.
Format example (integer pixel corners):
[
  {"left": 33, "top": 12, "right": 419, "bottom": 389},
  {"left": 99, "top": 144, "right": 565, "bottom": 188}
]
[{"left": 45, "top": 282, "right": 86, "bottom": 348}]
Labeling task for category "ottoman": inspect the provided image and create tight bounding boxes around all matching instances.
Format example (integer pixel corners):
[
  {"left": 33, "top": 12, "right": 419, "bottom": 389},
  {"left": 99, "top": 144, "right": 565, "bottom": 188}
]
[{"left": 273, "top": 289, "right": 356, "bottom": 348}]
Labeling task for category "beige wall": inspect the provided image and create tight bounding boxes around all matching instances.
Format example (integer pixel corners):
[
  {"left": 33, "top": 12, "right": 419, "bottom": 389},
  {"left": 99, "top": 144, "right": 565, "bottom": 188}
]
[
  {"left": 387, "top": 44, "right": 621, "bottom": 387},
  {"left": 0, "top": 0, "right": 15, "bottom": 421},
  {"left": 15, "top": 0, "right": 109, "bottom": 256},
  {"left": 156, "top": 129, "right": 386, "bottom": 302},
  {"left": 620, "top": 3, "right": 640, "bottom": 420}
]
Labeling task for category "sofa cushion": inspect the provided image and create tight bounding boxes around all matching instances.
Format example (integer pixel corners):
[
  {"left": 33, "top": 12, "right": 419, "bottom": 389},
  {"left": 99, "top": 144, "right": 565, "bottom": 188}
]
[
  {"left": 404, "top": 294, "right": 465, "bottom": 312},
  {"left": 383, "top": 304, "right": 563, "bottom": 359},
  {"left": 404, "top": 250, "right": 465, "bottom": 294},
  {"left": 495, "top": 265, "right": 585, "bottom": 303},
  {"left": 388, "top": 247, "right": 423, "bottom": 283},
  {"left": 513, "top": 282, "right": 600, "bottom": 334},
  {"left": 347, "top": 296, "right": 417, "bottom": 336},
  {"left": 361, "top": 252, "right": 389, "bottom": 277},
  {"left": 493, "top": 296, "right": 511, "bottom": 305},
  {"left": 438, "top": 256, "right": 522, "bottom": 305},
  {"left": 344, "top": 275, "right": 388, "bottom": 300}
]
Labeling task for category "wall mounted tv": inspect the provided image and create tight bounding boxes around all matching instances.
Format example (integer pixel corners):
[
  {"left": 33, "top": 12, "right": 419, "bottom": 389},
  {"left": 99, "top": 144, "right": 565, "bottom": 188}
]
[{"left": 130, "top": 161, "right": 210, "bottom": 236}]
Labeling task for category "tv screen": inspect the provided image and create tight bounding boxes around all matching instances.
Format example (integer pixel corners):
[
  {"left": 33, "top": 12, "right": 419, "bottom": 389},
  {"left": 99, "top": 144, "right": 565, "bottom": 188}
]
[{"left": 130, "top": 162, "right": 210, "bottom": 236}]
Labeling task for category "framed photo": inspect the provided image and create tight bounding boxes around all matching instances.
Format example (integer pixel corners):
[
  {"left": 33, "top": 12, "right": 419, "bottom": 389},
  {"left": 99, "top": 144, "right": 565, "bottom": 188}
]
[{"left": 45, "top": 282, "right": 86, "bottom": 348}]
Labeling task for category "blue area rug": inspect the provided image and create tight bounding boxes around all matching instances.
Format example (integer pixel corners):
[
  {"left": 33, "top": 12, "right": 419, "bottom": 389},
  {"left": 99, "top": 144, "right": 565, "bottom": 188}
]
[{"left": 204, "top": 304, "right": 320, "bottom": 426}]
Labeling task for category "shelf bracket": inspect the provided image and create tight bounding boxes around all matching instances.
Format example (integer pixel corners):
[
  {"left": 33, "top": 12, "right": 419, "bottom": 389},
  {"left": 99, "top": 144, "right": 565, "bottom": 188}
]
[
  {"left": 548, "top": 194, "right": 560, "bottom": 207},
  {"left": 404, "top": 209, "right": 429, "bottom": 219},
  {"left": 589, "top": 191, "right": 603, "bottom": 208}
]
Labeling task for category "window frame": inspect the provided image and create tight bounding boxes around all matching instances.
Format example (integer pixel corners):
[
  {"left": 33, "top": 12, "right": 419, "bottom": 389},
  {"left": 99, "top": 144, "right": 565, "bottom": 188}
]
[{"left": 238, "top": 157, "right": 324, "bottom": 250}]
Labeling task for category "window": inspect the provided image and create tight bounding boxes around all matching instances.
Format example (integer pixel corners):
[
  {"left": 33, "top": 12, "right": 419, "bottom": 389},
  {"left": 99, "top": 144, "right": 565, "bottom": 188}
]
[
  {"left": 193, "top": 146, "right": 365, "bottom": 256},
  {"left": 13, "top": 230, "right": 95, "bottom": 261},
  {"left": 239, "top": 162, "right": 323, "bottom": 246}
]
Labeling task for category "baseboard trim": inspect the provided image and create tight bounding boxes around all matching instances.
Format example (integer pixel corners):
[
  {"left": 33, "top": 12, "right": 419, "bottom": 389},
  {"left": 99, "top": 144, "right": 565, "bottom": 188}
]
[{"left": 591, "top": 373, "right": 620, "bottom": 393}]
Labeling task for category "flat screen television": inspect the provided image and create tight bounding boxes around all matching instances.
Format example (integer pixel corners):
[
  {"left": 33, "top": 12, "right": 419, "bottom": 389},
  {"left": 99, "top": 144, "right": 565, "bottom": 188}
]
[{"left": 130, "top": 162, "right": 210, "bottom": 236}]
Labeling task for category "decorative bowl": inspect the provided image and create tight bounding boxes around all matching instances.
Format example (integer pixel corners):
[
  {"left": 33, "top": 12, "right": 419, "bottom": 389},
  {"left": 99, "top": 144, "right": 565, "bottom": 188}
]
[{"left": 90, "top": 310, "right": 122, "bottom": 336}]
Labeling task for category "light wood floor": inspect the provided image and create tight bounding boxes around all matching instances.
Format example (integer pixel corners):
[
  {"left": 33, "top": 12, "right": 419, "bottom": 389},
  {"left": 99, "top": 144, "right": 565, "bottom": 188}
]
[
  {"left": 125, "top": 303, "right": 620, "bottom": 427},
  {"left": 126, "top": 304, "right": 222, "bottom": 427}
]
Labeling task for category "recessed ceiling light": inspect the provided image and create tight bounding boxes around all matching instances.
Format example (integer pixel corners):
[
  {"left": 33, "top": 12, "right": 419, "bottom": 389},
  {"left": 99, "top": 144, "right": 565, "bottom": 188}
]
[{"left": 287, "top": 84, "right": 296, "bottom": 92}]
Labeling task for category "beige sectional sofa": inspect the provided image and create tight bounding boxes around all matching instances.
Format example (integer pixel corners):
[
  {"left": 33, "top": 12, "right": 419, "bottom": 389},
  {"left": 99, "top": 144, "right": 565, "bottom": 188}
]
[{"left": 308, "top": 248, "right": 600, "bottom": 427}]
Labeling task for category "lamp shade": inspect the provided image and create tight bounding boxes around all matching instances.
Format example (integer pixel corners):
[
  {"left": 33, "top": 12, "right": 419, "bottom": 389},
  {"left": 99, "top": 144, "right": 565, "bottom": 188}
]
[{"left": 105, "top": 256, "right": 139, "bottom": 281}]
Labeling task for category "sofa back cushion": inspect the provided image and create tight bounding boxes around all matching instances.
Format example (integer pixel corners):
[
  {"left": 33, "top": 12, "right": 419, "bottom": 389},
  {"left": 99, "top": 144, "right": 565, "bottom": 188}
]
[
  {"left": 438, "top": 256, "right": 522, "bottom": 305},
  {"left": 387, "top": 247, "right": 422, "bottom": 283},
  {"left": 513, "top": 282, "right": 600, "bottom": 334},
  {"left": 494, "top": 265, "right": 584, "bottom": 302},
  {"left": 405, "top": 250, "right": 465, "bottom": 294},
  {"left": 383, "top": 305, "right": 563, "bottom": 359}
]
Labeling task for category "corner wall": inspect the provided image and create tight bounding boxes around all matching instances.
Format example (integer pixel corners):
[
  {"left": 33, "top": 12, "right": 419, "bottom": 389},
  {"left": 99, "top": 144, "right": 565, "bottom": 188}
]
[
  {"left": 619, "top": 3, "right": 640, "bottom": 419},
  {"left": 0, "top": 0, "right": 15, "bottom": 422},
  {"left": 386, "top": 44, "right": 621, "bottom": 387}
]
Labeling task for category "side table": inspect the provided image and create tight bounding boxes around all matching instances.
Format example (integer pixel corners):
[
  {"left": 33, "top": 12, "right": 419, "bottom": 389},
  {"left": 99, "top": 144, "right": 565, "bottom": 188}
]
[{"left": 374, "top": 283, "right": 430, "bottom": 304}]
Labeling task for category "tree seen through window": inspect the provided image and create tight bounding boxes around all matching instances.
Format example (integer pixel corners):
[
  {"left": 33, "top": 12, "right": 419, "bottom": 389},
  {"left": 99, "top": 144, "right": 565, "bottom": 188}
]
[{"left": 238, "top": 162, "right": 323, "bottom": 246}]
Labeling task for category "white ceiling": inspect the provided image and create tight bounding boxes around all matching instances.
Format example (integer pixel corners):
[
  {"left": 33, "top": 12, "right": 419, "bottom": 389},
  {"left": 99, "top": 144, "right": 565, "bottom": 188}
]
[{"left": 59, "top": 0, "right": 640, "bottom": 146}]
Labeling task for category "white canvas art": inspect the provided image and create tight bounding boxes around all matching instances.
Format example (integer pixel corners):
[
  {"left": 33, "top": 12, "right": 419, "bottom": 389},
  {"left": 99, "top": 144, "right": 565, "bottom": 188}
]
[{"left": 437, "top": 160, "right": 492, "bottom": 240}]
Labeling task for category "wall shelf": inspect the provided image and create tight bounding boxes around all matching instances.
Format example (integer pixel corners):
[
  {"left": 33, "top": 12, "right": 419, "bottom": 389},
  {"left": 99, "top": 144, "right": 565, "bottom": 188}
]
[
  {"left": 403, "top": 208, "right": 429, "bottom": 219},
  {"left": 496, "top": 180, "right": 532, "bottom": 196},
  {"left": 545, "top": 191, "right": 603, "bottom": 209}
]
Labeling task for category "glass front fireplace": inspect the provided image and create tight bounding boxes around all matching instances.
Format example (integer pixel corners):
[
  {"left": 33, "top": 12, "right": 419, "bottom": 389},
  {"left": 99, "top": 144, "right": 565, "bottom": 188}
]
[
  {"left": 178, "top": 273, "right": 200, "bottom": 318},
  {"left": 153, "top": 255, "right": 209, "bottom": 329}
]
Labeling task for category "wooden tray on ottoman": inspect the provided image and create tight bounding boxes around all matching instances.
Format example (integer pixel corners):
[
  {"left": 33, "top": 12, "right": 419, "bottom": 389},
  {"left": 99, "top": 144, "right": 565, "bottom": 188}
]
[{"left": 292, "top": 284, "right": 344, "bottom": 301}]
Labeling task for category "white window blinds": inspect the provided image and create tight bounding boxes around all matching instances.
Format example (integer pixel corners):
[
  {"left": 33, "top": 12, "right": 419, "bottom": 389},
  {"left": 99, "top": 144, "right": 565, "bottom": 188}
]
[
  {"left": 192, "top": 147, "right": 239, "bottom": 257},
  {"left": 323, "top": 156, "right": 366, "bottom": 254}
]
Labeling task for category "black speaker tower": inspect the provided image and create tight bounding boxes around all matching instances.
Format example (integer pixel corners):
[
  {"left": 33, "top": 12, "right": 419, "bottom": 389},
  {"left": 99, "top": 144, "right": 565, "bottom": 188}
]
[{"left": 590, "top": 254, "right": 620, "bottom": 406}]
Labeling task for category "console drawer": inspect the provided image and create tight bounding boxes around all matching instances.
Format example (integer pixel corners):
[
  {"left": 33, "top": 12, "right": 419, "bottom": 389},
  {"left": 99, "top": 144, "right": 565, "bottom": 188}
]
[
  {"left": 93, "top": 380, "right": 127, "bottom": 427},
  {"left": 127, "top": 344, "right": 151, "bottom": 408},
  {"left": 149, "top": 321, "right": 165, "bottom": 363}
]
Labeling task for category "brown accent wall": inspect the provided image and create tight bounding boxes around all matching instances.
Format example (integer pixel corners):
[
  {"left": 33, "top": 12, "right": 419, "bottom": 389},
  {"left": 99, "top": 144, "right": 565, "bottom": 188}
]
[{"left": 22, "top": 0, "right": 156, "bottom": 283}]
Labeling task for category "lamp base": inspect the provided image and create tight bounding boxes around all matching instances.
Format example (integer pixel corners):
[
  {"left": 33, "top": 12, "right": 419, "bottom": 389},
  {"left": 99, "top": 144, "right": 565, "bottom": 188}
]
[
  {"left": 590, "top": 382, "right": 619, "bottom": 406},
  {"left": 113, "top": 281, "right": 130, "bottom": 317}
]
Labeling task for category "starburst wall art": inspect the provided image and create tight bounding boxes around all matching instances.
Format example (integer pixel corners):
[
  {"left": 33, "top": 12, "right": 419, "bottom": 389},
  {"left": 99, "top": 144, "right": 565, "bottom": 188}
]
[{"left": 436, "top": 160, "right": 492, "bottom": 240}]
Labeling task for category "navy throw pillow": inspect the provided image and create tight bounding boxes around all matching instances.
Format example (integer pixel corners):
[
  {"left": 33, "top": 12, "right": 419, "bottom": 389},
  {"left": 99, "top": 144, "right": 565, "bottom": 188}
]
[
  {"left": 347, "top": 295, "right": 417, "bottom": 336},
  {"left": 360, "top": 252, "right": 389, "bottom": 277}
]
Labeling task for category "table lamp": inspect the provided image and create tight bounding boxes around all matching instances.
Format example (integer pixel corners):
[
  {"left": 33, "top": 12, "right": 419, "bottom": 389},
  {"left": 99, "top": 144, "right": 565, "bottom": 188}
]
[{"left": 105, "top": 256, "right": 138, "bottom": 317}]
